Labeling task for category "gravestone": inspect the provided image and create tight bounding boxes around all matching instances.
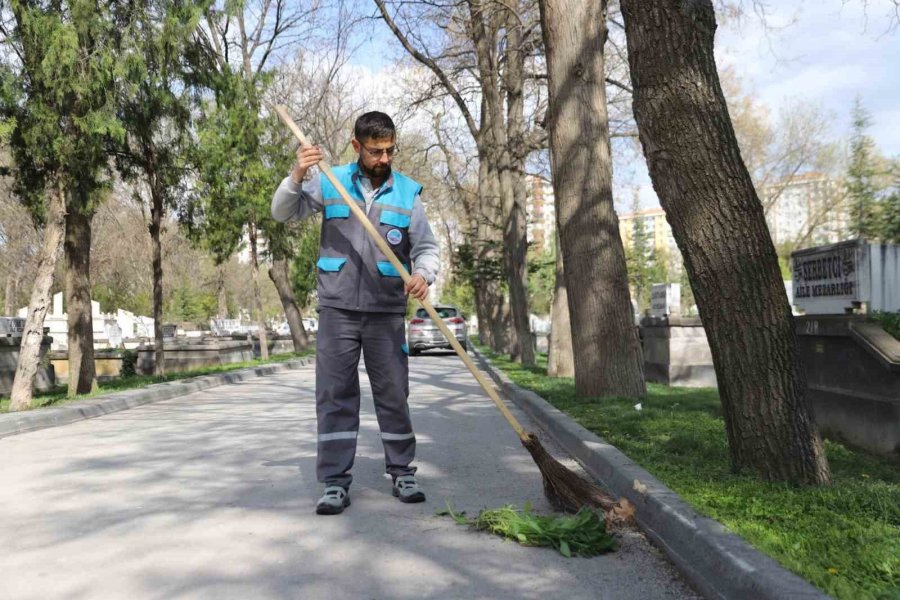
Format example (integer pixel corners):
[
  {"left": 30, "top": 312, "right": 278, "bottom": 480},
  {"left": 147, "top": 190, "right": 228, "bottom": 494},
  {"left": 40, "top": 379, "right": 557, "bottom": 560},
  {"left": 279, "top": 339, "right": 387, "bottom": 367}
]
[
  {"left": 0, "top": 317, "right": 25, "bottom": 338},
  {"left": 650, "top": 283, "right": 681, "bottom": 318},
  {"left": 161, "top": 323, "right": 177, "bottom": 342}
]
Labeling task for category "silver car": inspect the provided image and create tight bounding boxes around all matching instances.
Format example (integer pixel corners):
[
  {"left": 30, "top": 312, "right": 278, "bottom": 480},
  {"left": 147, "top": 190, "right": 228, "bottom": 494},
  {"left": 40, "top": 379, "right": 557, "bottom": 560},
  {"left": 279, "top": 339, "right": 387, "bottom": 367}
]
[{"left": 407, "top": 305, "right": 468, "bottom": 355}]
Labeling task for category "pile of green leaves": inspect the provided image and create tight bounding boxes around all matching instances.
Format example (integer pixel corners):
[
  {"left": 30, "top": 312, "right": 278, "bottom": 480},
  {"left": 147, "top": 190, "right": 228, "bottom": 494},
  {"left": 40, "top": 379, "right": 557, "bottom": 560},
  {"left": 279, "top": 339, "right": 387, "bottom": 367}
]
[{"left": 439, "top": 502, "right": 615, "bottom": 557}]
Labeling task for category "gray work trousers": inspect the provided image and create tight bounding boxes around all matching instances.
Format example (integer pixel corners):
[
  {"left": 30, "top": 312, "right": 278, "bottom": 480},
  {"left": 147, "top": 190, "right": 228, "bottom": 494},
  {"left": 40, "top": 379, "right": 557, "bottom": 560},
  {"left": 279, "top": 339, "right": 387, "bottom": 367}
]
[{"left": 315, "top": 306, "right": 416, "bottom": 489}]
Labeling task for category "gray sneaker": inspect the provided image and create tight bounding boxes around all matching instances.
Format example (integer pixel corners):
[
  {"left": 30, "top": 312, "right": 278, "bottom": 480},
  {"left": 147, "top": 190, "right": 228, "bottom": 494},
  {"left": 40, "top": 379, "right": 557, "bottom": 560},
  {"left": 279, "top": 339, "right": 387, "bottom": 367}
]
[
  {"left": 316, "top": 486, "right": 351, "bottom": 515},
  {"left": 392, "top": 475, "right": 426, "bottom": 503}
]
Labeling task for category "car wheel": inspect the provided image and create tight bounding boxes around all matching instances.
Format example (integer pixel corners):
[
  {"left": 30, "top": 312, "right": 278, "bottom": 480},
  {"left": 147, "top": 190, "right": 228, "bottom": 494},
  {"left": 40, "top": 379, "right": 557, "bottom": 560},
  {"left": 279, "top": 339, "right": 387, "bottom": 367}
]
[{"left": 409, "top": 347, "right": 420, "bottom": 357}]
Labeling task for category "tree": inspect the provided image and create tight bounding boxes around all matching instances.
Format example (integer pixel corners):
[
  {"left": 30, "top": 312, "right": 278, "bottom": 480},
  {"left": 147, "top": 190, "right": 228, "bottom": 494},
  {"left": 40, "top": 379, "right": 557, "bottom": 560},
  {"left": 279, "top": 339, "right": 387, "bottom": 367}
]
[
  {"left": 115, "top": 0, "right": 202, "bottom": 375},
  {"left": 619, "top": 0, "right": 830, "bottom": 483},
  {"left": 546, "top": 234, "right": 573, "bottom": 377},
  {"left": 190, "top": 0, "right": 323, "bottom": 359},
  {"left": 847, "top": 97, "right": 882, "bottom": 240},
  {"left": 538, "top": 0, "right": 645, "bottom": 398},
  {"left": 376, "top": 0, "right": 538, "bottom": 365},
  {"left": 0, "top": 0, "right": 125, "bottom": 409}
]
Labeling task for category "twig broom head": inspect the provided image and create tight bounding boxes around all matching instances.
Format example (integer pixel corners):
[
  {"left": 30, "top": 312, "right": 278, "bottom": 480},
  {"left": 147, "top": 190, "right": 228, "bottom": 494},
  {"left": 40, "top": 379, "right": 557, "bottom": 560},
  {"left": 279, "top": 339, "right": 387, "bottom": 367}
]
[{"left": 522, "top": 432, "right": 633, "bottom": 524}]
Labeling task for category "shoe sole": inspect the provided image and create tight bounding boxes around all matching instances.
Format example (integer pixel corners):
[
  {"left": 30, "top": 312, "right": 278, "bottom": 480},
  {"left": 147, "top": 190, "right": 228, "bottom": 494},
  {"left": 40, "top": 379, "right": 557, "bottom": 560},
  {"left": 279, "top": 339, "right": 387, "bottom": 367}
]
[
  {"left": 392, "top": 487, "right": 426, "bottom": 504},
  {"left": 316, "top": 495, "right": 351, "bottom": 515}
]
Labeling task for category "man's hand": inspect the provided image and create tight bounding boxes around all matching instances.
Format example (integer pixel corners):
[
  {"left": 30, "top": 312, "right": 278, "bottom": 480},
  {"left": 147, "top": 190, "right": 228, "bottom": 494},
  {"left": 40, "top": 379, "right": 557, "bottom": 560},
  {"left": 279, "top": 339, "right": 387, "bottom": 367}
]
[
  {"left": 291, "top": 145, "right": 324, "bottom": 184},
  {"left": 405, "top": 274, "right": 429, "bottom": 301}
]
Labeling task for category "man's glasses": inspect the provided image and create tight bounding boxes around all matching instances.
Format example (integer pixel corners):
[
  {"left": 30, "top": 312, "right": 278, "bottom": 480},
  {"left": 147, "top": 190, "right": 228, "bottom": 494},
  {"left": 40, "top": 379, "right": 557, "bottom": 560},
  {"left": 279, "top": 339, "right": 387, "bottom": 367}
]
[{"left": 362, "top": 144, "right": 399, "bottom": 158}]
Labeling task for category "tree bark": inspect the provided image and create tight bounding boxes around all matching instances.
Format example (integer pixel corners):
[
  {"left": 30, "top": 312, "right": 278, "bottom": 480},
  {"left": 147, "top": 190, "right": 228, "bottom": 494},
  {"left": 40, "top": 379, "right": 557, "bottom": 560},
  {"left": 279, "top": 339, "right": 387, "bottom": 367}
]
[
  {"left": 64, "top": 202, "right": 98, "bottom": 396},
  {"left": 538, "top": 0, "right": 646, "bottom": 398},
  {"left": 4, "top": 273, "right": 18, "bottom": 316},
  {"left": 547, "top": 234, "right": 574, "bottom": 377},
  {"left": 620, "top": 0, "right": 830, "bottom": 484},
  {"left": 149, "top": 186, "right": 166, "bottom": 376},
  {"left": 9, "top": 182, "right": 67, "bottom": 411},
  {"left": 268, "top": 257, "right": 308, "bottom": 353},
  {"left": 474, "top": 152, "right": 508, "bottom": 352},
  {"left": 249, "top": 222, "right": 269, "bottom": 360},
  {"left": 503, "top": 6, "right": 535, "bottom": 366}
]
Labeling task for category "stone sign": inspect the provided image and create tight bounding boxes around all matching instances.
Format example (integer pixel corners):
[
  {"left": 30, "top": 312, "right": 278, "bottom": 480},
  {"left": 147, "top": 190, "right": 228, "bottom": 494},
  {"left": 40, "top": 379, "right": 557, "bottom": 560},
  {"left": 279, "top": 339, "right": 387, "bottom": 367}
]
[
  {"left": 650, "top": 283, "right": 681, "bottom": 318},
  {"left": 0, "top": 317, "right": 26, "bottom": 337},
  {"left": 161, "top": 324, "right": 177, "bottom": 341},
  {"left": 791, "top": 240, "right": 899, "bottom": 315}
]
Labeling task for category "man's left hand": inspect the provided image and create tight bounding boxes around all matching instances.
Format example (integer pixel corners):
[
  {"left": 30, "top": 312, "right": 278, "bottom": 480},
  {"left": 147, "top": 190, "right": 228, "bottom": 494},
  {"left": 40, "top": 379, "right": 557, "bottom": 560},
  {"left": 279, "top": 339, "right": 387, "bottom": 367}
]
[{"left": 405, "top": 274, "right": 429, "bottom": 301}]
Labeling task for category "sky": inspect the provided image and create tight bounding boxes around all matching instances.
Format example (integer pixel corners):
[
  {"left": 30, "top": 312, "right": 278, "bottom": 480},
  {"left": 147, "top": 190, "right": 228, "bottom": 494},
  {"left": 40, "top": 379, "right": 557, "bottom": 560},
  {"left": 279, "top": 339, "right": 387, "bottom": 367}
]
[
  {"left": 635, "top": 0, "right": 900, "bottom": 209},
  {"left": 352, "top": 1, "right": 900, "bottom": 210}
]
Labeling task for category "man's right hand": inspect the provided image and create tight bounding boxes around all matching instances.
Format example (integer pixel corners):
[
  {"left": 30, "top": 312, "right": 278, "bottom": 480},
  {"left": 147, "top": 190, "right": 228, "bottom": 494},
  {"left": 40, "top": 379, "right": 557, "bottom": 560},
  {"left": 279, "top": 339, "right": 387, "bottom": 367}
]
[{"left": 291, "top": 145, "right": 325, "bottom": 184}]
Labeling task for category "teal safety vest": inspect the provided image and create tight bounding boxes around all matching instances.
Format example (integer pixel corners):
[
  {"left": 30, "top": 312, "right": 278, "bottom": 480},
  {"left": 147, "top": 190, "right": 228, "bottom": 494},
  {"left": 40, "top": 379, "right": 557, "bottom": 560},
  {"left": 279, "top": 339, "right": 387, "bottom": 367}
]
[{"left": 315, "top": 162, "right": 423, "bottom": 313}]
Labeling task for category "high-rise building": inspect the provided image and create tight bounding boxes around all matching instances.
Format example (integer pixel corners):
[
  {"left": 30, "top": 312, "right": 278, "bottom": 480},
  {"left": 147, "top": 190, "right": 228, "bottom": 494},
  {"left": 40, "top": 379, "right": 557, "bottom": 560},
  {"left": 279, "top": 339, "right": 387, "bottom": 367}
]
[
  {"left": 525, "top": 175, "right": 557, "bottom": 253},
  {"left": 762, "top": 172, "right": 849, "bottom": 247},
  {"left": 618, "top": 207, "right": 679, "bottom": 257}
]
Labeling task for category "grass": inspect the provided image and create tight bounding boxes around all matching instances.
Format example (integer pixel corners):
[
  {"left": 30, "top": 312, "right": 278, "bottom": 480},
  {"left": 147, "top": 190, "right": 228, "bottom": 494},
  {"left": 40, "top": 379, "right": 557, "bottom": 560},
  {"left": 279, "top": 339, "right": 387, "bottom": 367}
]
[
  {"left": 0, "top": 350, "right": 312, "bottom": 413},
  {"left": 480, "top": 347, "right": 900, "bottom": 600},
  {"left": 438, "top": 502, "right": 616, "bottom": 557},
  {"left": 871, "top": 312, "right": 900, "bottom": 341}
]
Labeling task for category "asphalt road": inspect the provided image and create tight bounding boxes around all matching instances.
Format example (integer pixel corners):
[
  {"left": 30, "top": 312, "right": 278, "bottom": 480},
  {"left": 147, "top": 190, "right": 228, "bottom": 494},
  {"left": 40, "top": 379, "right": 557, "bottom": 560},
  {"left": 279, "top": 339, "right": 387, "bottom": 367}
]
[{"left": 0, "top": 352, "right": 701, "bottom": 600}]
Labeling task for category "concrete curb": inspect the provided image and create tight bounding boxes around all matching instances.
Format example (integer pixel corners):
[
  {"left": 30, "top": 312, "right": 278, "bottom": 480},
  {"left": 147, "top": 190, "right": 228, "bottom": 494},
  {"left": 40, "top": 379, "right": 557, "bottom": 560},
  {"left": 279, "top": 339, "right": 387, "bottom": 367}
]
[
  {"left": 471, "top": 348, "right": 831, "bottom": 600},
  {"left": 0, "top": 357, "right": 315, "bottom": 439}
]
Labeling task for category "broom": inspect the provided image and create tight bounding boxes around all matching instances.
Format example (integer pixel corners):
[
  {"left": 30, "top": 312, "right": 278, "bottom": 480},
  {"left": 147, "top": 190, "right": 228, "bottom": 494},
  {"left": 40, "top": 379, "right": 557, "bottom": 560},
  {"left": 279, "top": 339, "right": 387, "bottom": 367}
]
[{"left": 274, "top": 105, "right": 625, "bottom": 516}]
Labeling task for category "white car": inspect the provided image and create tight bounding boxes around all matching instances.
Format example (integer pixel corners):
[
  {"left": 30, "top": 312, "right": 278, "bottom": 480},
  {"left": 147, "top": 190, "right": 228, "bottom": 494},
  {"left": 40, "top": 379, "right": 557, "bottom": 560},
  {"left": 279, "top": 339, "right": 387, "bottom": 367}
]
[{"left": 302, "top": 318, "right": 318, "bottom": 333}]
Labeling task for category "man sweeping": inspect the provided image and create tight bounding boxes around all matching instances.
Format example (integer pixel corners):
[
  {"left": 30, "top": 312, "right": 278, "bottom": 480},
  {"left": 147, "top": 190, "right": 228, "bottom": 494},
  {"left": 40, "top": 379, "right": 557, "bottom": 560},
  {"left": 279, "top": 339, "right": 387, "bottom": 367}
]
[{"left": 271, "top": 111, "right": 440, "bottom": 515}]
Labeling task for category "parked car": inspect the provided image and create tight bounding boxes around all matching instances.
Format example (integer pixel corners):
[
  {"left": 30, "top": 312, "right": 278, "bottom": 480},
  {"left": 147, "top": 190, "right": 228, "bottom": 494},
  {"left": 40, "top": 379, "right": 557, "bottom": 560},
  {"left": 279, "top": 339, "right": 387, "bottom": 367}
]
[
  {"left": 407, "top": 305, "right": 467, "bottom": 356},
  {"left": 303, "top": 317, "right": 318, "bottom": 334}
]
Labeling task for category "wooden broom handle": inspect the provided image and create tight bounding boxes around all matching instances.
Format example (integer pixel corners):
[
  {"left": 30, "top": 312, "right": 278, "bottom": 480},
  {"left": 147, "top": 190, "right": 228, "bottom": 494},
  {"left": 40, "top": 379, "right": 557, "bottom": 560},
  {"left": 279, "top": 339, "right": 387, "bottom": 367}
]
[{"left": 274, "top": 105, "right": 527, "bottom": 440}]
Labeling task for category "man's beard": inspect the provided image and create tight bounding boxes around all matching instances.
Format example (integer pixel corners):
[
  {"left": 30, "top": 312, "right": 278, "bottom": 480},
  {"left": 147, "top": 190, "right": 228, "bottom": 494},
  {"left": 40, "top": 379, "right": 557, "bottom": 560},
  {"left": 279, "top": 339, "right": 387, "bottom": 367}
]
[{"left": 359, "top": 161, "right": 390, "bottom": 180}]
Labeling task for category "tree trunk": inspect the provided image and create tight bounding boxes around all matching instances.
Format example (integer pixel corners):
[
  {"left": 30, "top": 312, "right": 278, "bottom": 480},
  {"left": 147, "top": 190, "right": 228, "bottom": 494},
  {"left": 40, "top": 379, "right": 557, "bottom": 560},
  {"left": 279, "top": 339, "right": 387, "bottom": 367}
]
[
  {"left": 4, "top": 273, "right": 18, "bottom": 316},
  {"left": 474, "top": 151, "right": 507, "bottom": 352},
  {"left": 149, "top": 187, "right": 166, "bottom": 377},
  {"left": 268, "top": 257, "right": 308, "bottom": 353},
  {"left": 216, "top": 263, "right": 228, "bottom": 318},
  {"left": 9, "top": 182, "right": 66, "bottom": 411},
  {"left": 548, "top": 234, "right": 574, "bottom": 377},
  {"left": 64, "top": 203, "right": 98, "bottom": 396},
  {"left": 503, "top": 8, "right": 535, "bottom": 366},
  {"left": 538, "top": 0, "right": 646, "bottom": 398},
  {"left": 249, "top": 223, "right": 269, "bottom": 360},
  {"left": 620, "top": 0, "right": 830, "bottom": 484}
]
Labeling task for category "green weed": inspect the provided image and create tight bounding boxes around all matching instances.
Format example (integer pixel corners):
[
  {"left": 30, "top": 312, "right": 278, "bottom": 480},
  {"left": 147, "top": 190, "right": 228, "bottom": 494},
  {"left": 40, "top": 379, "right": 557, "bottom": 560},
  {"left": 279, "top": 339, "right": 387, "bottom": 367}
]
[
  {"left": 479, "top": 346, "right": 900, "bottom": 600},
  {"left": 438, "top": 502, "right": 616, "bottom": 557}
]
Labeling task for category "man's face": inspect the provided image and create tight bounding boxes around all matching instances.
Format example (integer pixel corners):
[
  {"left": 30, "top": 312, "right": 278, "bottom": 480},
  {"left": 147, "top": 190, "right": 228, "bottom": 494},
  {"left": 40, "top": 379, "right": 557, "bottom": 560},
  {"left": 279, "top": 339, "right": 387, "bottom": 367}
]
[{"left": 353, "top": 136, "right": 395, "bottom": 179}]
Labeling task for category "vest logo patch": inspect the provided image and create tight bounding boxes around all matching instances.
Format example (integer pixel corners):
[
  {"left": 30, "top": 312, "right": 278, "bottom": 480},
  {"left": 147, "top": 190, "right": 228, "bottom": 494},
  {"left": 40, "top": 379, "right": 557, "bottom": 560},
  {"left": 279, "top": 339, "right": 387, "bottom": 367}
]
[{"left": 386, "top": 228, "right": 403, "bottom": 246}]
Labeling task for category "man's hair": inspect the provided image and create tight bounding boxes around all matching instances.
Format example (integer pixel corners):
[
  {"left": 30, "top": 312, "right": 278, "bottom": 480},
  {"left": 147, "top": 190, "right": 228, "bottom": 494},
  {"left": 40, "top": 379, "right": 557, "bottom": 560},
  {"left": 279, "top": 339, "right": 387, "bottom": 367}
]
[{"left": 354, "top": 111, "right": 396, "bottom": 142}]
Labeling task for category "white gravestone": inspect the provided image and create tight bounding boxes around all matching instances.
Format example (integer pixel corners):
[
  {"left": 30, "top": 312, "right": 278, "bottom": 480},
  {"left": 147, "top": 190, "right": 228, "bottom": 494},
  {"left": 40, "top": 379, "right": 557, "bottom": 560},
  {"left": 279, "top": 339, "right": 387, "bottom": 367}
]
[
  {"left": 791, "top": 240, "right": 900, "bottom": 315},
  {"left": 650, "top": 283, "right": 681, "bottom": 318}
]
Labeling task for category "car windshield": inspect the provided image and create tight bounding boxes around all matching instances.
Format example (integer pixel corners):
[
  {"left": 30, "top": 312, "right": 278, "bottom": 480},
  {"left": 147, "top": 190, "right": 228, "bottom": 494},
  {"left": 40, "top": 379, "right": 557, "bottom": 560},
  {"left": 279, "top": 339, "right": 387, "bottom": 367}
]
[{"left": 415, "top": 307, "right": 458, "bottom": 319}]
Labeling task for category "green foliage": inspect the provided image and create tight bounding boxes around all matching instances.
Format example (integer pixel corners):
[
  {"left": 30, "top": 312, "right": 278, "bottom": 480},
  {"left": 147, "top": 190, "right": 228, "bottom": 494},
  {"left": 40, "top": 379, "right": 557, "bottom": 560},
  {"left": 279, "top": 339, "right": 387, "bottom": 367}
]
[
  {"left": 871, "top": 312, "right": 900, "bottom": 341},
  {"left": 119, "top": 350, "right": 137, "bottom": 378},
  {"left": 847, "top": 98, "right": 881, "bottom": 240},
  {"left": 1, "top": 0, "right": 126, "bottom": 224},
  {"left": 441, "top": 277, "right": 475, "bottom": 317},
  {"left": 289, "top": 219, "right": 321, "bottom": 309},
  {"left": 482, "top": 348, "right": 900, "bottom": 600},
  {"left": 438, "top": 502, "right": 615, "bottom": 558},
  {"left": 455, "top": 241, "right": 506, "bottom": 286},
  {"left": 166, "top": 285, "right": 216, "bottom": 323},
  {"left": 526, "top": 243, "right": 555, "bottom": 315}
]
